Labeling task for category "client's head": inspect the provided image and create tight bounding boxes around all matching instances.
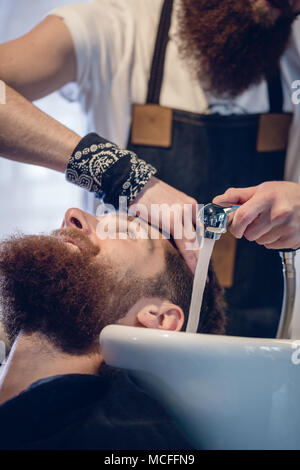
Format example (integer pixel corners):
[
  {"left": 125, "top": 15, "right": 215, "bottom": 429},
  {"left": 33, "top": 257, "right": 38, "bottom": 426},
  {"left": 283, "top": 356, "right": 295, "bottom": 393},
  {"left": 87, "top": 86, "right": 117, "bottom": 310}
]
[{"left": 0, "top": 209, "right": 226, "bottom": 356}]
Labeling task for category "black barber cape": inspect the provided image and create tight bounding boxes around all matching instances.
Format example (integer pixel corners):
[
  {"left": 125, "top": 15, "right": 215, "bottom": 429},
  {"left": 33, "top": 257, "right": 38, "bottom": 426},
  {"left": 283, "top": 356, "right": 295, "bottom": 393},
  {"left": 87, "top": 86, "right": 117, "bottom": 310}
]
[{"left": 0, "top": 364, "right": 193, "bottom": 450}]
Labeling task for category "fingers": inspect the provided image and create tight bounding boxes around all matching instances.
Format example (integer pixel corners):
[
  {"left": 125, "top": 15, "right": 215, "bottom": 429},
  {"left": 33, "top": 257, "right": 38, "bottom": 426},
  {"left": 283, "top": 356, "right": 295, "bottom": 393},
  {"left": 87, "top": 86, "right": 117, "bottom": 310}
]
[
  {"left": 253, "top": 221, "right": 290, "bottom": 245},
  {"left": 174, "top": 231, "right": 198, "bottom": 274},
  {"left": 230, "top": 192, "right": 271, "bottom": 238},
  {"left": 253, "top": 218, "right": 299, "bottom": 249},
  {"left": 172, "top": 203, "right": 198, "bottom": 273},
  {"left": 210, "top": 182, "right": 300, "bottom": 251},
  {"left": 243, "top": 210, "right": 280, "bottom": 242},
  {"left": 183, "top": 202, "right": 199, "bottom": 273},
  {"left": 190, "top": 199, "right": 198, "bottom": 225},
  {"left": 130, "top": 177, "right": 200, "bottom": 271},
  {"left": 264, "top": 234, "right": 300, "bottom": 250},
  {"left": 213, "top": 186, "right": 258, "bottom": 206},
  {"left": 128, "top": 202, "right": 149, "bottom": 221}
]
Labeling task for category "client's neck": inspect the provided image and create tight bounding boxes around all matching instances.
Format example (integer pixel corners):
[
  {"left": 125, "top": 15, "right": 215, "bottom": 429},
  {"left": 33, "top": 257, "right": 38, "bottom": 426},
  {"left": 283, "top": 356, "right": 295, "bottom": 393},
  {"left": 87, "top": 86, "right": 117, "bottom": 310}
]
[{"left": 0, "top": 331, "right": 103, "bottom": 405}]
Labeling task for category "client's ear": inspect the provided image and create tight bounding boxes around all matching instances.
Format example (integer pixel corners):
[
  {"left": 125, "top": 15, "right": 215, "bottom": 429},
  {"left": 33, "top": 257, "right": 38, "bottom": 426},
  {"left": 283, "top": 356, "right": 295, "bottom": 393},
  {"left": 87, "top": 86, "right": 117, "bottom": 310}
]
[{"left": 137, "top": 301, "right": 184, "bottom": 331}]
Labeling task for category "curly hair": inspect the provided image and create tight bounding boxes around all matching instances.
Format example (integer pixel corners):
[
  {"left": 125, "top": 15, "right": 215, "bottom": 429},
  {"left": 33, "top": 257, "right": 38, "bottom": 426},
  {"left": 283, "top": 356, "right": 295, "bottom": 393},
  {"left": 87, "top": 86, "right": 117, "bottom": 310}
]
[
  {"left": 0, "top": 233, "right": 226, "bottom": 355},
  {"left": 152, "top": 243, "right": 227, "bottom": 335},
  {"left": 176, "top": 0, "right": 294, "bottom": 97}
]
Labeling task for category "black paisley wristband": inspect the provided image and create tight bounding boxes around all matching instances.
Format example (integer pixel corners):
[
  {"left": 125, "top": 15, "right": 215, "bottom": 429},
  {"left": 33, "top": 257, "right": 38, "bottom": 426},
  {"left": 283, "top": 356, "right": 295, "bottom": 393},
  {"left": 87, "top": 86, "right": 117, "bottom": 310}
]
[{"left": 65, "top": 133, "right": 157, "bottom": 206}]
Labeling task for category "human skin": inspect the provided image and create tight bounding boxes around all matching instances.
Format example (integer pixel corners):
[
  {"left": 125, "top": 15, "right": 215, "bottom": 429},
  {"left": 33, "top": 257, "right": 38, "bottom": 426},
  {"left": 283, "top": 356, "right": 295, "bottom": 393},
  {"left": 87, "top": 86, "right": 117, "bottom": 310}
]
[
  {"left": 213, "top": 181, "right": 300, "bottom": 250},
  {"left": 0, "top": 210, "right": 185, "bottom": 405},
  {"left": 0, "top": 16, "right": 198, "bottom": 273},
  {"left": 2, "top": 2, "right": 300, "bottom": 268},
  {"left": 211, "top": 2, "right": 300, "bottom": 249},
  {"left": 60, "top": 209, "right": 167, "bottom": 282}
]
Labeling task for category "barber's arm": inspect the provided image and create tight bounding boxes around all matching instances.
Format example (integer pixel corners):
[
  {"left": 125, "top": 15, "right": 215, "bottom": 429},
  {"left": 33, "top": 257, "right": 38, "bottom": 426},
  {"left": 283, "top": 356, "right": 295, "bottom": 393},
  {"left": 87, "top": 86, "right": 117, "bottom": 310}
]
[
  {"left": 0, "top": 84, "right": 81, "bottom": 171},
  {"left": 0, "top": 15, "right": 81, "bottom": 170},
  {"left": 0, "top": 16, "right": 76, "bottom": 101},
  {"left": 0, "top": 16, "right": 198, "bottom": 272},
  {"left": 0, "top": 86, "right": 197, "bottom": 271},
  {"left": 213, "top": 181, "right": 300, "bottom": 250}
]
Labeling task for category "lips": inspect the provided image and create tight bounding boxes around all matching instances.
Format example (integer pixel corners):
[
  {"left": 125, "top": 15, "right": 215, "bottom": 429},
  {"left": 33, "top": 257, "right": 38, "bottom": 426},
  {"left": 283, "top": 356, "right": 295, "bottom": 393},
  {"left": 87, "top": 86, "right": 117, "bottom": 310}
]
[
  {"left": 58, "top": 235, "right": 83, "bottom": 252},
  {"left": 52, "top": 228, "right": 100, "bottom": 257}
]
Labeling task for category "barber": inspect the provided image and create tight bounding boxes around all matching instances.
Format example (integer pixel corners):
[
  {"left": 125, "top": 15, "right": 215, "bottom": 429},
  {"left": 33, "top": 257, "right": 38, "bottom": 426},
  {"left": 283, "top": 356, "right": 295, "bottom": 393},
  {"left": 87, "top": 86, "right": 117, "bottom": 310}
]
[
  {"left": 1, "top": 0, "right": 300, "bottom": 336},
  {"left": 214, "top": 181, "right": 300, "bottom": 250},
  {"left": 0, "top": 84, "right": 198, "bottom": 272},
  {"left": 214, "top": 180, "right": 300, "bottom": 339},
  {"left": 122, "top": 0, "right": 300, "bottom": 337}
]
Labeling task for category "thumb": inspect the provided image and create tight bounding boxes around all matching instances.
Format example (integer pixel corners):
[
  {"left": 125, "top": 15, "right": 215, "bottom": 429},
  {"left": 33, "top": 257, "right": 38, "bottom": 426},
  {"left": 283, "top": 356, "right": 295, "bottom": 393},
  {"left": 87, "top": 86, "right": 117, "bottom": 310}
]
[{"left": 213, "top": 186, "right": 258, "bottom": 206}]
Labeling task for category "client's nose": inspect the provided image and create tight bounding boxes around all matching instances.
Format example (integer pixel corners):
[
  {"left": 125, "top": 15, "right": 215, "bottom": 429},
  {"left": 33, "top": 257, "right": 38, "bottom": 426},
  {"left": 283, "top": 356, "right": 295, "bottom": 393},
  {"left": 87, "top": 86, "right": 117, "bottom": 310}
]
[{"left": 62, "top": 208, "right": 90, "bottom": 233}]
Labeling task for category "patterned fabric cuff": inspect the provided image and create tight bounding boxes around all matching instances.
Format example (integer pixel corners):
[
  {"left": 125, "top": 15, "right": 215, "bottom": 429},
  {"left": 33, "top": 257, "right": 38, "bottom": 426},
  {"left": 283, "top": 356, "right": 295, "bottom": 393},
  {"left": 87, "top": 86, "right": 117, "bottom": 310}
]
[{"left": 65, "top": 133, "right": 157, "bottom": 206}]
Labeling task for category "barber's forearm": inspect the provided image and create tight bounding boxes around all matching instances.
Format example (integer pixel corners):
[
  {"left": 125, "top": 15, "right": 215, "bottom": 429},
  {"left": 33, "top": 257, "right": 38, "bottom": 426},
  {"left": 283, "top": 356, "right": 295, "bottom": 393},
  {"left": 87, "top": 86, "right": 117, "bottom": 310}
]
[
  {"left": 0, "top": 84, "right": 157, "bottom": 206},
  {"left": 0, "top": 83, "right": 81, "bottom": 172}
]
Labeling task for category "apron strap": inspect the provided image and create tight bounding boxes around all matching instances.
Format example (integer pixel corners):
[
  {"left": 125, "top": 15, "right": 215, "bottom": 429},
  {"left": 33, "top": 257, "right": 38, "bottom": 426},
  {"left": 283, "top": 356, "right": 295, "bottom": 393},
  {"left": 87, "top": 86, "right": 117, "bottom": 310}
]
[
  {"left": 147, "top": 0, "right": 284, "bottom": 113},
  {"left": 267, "top": 69, "right": 284, "bottom": 113},
  {"left": 146, "top": 0, "right": 174, "bottom": 104}
]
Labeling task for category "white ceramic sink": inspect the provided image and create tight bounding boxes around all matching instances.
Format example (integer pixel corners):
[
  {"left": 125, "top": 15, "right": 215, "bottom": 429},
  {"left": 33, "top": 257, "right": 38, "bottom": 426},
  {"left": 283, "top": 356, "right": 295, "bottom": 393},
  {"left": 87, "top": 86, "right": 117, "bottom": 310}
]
[{"left": 100, "top": 325, "right": 300, "bottom": 450}]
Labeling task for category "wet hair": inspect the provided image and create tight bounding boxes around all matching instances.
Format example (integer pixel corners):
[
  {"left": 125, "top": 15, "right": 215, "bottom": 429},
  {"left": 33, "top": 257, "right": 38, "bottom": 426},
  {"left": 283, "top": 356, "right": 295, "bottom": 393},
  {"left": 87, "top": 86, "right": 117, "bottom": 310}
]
[{"left": 159, "top": 244, "right": 227, "bottom": 334}]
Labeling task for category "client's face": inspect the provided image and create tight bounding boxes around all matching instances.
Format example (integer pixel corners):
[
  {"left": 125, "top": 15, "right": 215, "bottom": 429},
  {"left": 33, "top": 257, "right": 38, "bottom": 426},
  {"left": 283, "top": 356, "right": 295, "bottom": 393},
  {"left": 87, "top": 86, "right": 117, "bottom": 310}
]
[
  {"left": 0, "top": 210, "right": 179, "bottom": 354},
  {"left": 59, "top": 208, "right": 166, "bottom": 280},
  {"left": 0, "top": 209, "right": 226, "bottom": 354}
]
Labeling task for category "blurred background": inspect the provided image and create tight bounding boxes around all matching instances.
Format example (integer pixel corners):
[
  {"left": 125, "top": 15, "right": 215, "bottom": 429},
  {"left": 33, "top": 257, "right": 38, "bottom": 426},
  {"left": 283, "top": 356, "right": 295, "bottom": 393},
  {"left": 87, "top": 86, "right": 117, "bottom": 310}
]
[{"left": 0, "top": 0, "right": 89, "bottom": 239}]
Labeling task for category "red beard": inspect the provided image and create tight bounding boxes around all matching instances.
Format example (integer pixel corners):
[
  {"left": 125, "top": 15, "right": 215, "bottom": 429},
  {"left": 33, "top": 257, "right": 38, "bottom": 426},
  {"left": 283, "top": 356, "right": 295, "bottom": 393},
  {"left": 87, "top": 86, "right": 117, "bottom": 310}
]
[
  {"left": 0, "top": 231, "right": 124, "bottom": 354},
  {"left": 176, "top": 0, "right": 295, "bottom": 97}
]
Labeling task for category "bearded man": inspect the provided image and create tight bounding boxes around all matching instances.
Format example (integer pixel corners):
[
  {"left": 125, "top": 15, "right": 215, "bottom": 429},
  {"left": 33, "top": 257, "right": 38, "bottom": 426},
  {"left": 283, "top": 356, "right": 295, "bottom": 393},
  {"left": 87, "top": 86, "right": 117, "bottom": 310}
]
[
  {"left": 1, "top": 0, "right": 300, "bottom": 338},
  {"left": 0, "top": 209, "right": 226, "bottom": 449}
]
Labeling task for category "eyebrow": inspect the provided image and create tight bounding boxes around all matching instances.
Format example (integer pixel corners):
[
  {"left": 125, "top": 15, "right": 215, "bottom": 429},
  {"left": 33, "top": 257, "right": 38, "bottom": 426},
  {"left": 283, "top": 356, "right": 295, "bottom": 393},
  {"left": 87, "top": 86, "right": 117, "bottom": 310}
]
[
  {"left": 127, "top": 215, "right": 157, "bottom": 253},
  {"left": 127, "top": 215, "right": 183, "bottom": 259},
  {"left": 113, "top": 214, "right": 156, "bottom": 253}
]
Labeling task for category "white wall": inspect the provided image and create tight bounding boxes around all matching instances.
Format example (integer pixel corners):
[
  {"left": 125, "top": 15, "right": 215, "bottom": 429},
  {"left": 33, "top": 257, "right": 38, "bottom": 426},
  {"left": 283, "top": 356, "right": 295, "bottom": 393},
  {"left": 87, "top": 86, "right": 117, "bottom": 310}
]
[{"left": 0, "top": 0, "right": 89, "bottom": 238}]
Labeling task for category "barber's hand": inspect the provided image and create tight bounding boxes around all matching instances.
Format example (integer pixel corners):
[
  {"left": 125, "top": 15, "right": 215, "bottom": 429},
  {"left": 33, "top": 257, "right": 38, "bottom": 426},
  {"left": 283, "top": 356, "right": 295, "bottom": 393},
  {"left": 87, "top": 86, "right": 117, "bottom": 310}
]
[
  {"left": 129, "top": 176, "right": 198, "bottom": 273},
  {"left": 213, "top": 181, "right": 300, "bottom": 250}
]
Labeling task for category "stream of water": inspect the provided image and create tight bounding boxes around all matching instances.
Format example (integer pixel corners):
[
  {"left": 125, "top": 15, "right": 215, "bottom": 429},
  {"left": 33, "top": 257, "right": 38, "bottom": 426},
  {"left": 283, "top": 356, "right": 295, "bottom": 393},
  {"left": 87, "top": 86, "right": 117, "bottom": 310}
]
[{"left": 186, "top": 237, "right": 215, "bottom": 333}]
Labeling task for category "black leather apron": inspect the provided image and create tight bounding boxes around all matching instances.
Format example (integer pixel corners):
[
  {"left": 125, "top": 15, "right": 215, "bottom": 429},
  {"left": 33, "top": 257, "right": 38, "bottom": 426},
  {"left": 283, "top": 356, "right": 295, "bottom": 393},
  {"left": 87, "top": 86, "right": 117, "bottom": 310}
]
[{"left": 127, "top": 0, "right": 293, "bottom": 337}]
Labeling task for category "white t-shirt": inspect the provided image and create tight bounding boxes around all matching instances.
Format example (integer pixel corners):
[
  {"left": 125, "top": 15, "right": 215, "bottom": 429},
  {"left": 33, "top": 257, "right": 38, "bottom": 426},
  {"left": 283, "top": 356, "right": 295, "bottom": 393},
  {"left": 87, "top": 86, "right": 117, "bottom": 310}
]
[{"left": 51, "top": 0, "right": 300, "bottom": 338}]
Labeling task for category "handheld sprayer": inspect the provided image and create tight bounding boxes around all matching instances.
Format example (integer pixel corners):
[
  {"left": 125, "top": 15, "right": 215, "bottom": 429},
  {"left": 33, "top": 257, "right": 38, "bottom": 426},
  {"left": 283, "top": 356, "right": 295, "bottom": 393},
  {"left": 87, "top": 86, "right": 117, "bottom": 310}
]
[{"left": 197, "top": 203, "right": 297, "bottom": 339}]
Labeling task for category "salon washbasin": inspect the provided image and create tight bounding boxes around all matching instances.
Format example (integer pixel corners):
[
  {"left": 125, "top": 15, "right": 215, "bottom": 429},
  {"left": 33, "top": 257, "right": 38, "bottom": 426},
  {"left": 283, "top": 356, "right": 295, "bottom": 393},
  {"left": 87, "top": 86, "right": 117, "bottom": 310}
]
[{"left": 100, "top": 325, "right": 300, "bottom": 450}]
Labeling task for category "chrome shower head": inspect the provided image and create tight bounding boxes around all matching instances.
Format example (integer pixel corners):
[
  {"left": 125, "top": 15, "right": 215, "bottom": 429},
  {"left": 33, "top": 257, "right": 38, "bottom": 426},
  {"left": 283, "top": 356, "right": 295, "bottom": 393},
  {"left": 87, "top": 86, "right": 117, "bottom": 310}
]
[{"left": 198, "top": 203, "right": 240, "bottom": 240}]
